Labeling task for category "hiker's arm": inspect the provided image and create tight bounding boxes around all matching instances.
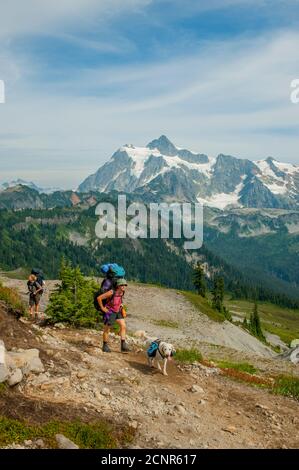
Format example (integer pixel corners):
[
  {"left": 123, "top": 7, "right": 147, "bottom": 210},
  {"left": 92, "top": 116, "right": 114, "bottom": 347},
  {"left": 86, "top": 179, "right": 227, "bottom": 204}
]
[
  {"left": 34, "top": 282, "right": 43, "bottom": 295},
  {"left": 97, "top": 290, "right": 113, "bottom": 313}
]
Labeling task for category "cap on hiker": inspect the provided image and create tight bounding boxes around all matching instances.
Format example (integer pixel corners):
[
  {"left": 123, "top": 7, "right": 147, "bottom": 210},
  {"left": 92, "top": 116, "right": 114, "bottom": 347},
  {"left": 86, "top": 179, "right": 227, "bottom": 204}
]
[{"left": 116, "top": 278, "right": 127, "bottom": 286}]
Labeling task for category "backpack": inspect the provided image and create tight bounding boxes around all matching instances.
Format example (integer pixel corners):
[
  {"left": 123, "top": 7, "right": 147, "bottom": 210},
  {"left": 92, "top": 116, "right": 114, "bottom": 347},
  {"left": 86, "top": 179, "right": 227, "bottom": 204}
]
[
  {"left": 93, "top": 285, "right": 115, "bottom": 312},
  {"left": 100, "top": 263, "right": 125, "bottom": 278},
  {"left": 147, "top": 340, "right": 160, "bottom": 358},
  {"left": 31, "top": 268, "right": 45, "bottom": 290},
  {"left": 27, "top": 280, "right": 38, "bottom": 294},
  {"left": 94, "top": 263, "right": 125, "bottom": 313}
]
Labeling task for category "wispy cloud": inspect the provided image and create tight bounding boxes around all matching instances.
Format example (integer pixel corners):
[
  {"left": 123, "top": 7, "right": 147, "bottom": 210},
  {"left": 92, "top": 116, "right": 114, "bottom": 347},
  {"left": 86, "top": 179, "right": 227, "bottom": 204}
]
[
  {"left": 0, "top": 1, "right": 152, "bottom": 37},
  {"left": 0, "top": 1, "right": 298, "bottom": 187}
]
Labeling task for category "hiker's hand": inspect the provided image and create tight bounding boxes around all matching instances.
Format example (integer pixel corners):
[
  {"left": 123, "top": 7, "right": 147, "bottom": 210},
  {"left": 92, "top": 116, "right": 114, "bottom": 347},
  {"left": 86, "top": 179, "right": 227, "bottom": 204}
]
[{"left": 103, "top": 308, "right": 109, "bottom": 314}]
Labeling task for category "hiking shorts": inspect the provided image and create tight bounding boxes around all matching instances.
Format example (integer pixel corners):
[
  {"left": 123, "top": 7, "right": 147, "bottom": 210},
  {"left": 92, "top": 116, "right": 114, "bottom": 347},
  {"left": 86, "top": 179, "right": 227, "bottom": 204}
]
[
  {"left": 103, "top": 311, "right": 124, "bottom": 326},
  {"left": 29, "top": 293, "right": 41, "bottom": 307}
]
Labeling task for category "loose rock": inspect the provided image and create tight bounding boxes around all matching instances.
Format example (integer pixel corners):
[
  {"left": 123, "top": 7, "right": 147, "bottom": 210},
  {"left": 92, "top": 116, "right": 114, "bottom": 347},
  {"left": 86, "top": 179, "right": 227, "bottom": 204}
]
[
  {"left": 7, "top": 368, "right": 23, "bottom": 386},
  {"left": 188, "top": 384, "right": 205, "bottom": 394},
  {"left": 55, "top": 434, "right": 79, "bottom": 449}
]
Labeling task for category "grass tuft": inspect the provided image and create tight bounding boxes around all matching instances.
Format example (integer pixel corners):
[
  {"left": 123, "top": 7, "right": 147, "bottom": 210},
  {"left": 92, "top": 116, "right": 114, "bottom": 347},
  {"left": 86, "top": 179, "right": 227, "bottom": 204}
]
[
  {"left": 151, "top": 319, "right": 179, "bottom": 328},
  {"left": 0, "top": 416, "right": 134, "bottom": 448},
  {"left": 216, "top": 361, "right": 257, "bottom": 374},
  {"left": 0, "top": 282, "right": 26, "bottom": 315},
  {"left": 273, "top": 375, "right": 299, "bottom": 400},
  {"left": 175, "top": 348, "right": 202, "bottom": 363}
]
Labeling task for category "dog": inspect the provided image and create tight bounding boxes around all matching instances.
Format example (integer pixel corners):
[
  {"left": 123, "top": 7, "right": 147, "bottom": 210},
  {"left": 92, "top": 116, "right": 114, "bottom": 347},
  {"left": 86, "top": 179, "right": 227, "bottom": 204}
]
[{"left": 146, "top": 339, "right": 176, "bottom": 376}]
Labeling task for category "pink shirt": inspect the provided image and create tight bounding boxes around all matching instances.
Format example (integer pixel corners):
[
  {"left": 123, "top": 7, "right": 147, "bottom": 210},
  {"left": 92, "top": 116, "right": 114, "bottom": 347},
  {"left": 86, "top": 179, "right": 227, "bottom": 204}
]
[{"left": 107, "top": 291, "right": 123, "bottom": 313}]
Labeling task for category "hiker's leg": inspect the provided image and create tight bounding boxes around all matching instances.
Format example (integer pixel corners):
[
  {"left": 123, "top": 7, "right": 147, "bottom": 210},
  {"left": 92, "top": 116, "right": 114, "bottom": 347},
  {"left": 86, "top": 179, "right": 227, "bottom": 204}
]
[
  {"left": 116, "top": 319, "right": 126, "bottom": 340},
  {"left": 29, "top": 298, "right": 34, "bottom": 318},
  {"left": 102, "top": 325, "right": 112, "bottom": 352},
  {"left": 117, "top": 319, "right": 130, "bottom": 352},
  {"left": 103, "top": 325, "right": 110, "bottom": 343},
  {"left": 33, "top": 298, "right": 40, "bottom": 319}
]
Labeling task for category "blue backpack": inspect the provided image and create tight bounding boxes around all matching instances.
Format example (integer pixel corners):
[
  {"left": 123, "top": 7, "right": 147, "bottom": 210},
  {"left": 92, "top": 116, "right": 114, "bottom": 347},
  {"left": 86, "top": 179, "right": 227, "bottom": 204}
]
[
  {"left": 147, "top": 340, "right": 160, "bottom": 358},
  {"left": 100, "top": 263, "right": 125, "bottom": 278}
]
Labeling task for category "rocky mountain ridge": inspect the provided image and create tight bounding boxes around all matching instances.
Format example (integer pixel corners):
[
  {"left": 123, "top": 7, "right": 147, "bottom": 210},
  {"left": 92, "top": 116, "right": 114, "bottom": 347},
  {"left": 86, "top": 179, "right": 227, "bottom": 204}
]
[{"left": 78, "top": 135, "right": 299, "bottom": 210}]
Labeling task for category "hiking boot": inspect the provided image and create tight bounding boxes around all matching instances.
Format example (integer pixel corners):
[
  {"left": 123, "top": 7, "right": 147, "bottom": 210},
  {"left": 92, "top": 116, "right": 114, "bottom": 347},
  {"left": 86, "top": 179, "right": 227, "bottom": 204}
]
[
  {"left": 121, "top": 342, "right": 131, "bottom": 353},
  {"left": 102, "top": 343, "right": 111, "bottom": 353}
]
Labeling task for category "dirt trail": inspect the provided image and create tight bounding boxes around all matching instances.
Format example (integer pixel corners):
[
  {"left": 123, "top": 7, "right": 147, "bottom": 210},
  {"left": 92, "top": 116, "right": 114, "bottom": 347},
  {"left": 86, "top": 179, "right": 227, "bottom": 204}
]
[
  {"left": 0, "top": 276, "right": 298, "bottom": 449},
  {"left": 1, "top": 277, "right": 276, "bottom": 355},
  {"left": 0, "top": 305, "right": 298, "bottom": 449},
  {"left": 1, "top": 275, "right": 298, "bottom": 376}
]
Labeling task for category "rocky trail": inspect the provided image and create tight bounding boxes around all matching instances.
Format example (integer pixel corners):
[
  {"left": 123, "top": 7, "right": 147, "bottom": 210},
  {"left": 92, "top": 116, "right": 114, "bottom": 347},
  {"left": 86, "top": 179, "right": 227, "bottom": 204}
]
[{"left": 0, "top": 276, "right": 298, "bottom": 449}]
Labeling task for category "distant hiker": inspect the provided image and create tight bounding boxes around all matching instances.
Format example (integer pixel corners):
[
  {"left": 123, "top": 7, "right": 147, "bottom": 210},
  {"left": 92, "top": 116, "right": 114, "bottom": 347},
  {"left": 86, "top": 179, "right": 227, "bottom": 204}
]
[
  {"left": 31, "top": 268, "right": 45, "bottom": 294},
  {"left": 96, "top": 278, "right": 130, "bottom": 353},
  {"left": 27, "top": 274, "right": 43, "bottom": 320}
]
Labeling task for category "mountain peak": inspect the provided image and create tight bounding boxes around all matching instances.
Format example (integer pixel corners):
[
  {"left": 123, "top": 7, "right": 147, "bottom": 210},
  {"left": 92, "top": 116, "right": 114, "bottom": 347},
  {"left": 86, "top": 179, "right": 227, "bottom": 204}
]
[{"left": 147, "top": 135, "right": 177, "bottom": 156}]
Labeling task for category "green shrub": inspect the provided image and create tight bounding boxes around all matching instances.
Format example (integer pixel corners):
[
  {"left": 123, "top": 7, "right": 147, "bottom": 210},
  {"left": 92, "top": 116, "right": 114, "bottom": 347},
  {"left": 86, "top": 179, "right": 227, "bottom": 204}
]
[
  {"left": 273, "top": 375, "right": 299, "bottom": 400},
  {"left": 46, "top": 259, "right": 100, "bottom": 327},
  {"left": 175, "top": 348, "right": 202, "bottom": 363}
]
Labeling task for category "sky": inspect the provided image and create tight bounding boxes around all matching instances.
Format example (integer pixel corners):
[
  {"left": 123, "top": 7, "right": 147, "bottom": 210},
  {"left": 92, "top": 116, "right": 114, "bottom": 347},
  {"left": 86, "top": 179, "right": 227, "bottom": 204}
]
[{"left": 0, "top": 0, "right": 299, "bottom": 189}]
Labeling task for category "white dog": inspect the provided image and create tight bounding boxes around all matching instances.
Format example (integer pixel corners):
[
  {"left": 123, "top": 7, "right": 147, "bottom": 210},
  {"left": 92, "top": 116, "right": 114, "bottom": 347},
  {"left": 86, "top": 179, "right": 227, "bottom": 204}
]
[{"left": 146, "top": 339, "right": 176, "bottom": 376}]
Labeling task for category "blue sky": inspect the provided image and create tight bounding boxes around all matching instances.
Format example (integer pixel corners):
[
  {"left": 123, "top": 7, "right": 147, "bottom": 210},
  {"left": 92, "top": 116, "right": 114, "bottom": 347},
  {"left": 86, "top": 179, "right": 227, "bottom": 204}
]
[{"left": 0, "top": 0, "right": 299, "bottom": 188}]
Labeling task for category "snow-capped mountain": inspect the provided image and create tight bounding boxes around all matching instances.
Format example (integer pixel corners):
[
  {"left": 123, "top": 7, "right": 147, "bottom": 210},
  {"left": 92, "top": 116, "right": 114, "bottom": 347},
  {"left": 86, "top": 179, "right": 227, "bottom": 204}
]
[
  {"left": 0, "top": 179, "right": 61, "bottom": 195},
  {"left": 78, "top": 135, "right": 299, "bottom": 210}
]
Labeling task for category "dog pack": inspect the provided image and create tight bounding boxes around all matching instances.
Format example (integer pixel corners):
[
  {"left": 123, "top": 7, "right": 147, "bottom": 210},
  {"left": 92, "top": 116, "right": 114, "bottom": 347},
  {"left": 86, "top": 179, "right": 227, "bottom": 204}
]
[{"left": 147, "top": 340, "right": 160, "bottom": 358}]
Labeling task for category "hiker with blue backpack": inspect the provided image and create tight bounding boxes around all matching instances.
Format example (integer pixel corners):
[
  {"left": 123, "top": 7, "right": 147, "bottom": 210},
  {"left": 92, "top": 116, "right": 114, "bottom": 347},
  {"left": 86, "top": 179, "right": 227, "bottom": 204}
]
[{"left": 94, "top": 264, "right": 131, "bottom": 353}]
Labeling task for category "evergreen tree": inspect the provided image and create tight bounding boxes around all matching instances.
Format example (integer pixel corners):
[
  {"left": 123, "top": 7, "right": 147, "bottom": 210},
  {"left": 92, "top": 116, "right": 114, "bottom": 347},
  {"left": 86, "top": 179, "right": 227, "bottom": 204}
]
[
  {"left": 249, "top": 302, "right": 265, "bottom": 341},
  {"left": 212, "top": 276, "right": 224, "bottom": 312},
  {"left": 46, "top": 260, "right": 99, "bottom": 327},
  {"left": 193, "top": 263, "right": 207, "bottom": 297}
]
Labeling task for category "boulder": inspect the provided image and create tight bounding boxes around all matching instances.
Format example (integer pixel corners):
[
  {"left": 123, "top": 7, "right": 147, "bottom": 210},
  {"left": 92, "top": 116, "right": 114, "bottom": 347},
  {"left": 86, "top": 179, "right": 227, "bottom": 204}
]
[
  {"left": 0, "top": 340, "right": 8, "bottom": 383},
  {"left": 290, "top": 339, "right": 299, "bottom": 349},
  {"left": 289, "top": 347, "right": 299, "bottom": 364},
  {"left": 278, "top": 346, "right": 299, "bottom": 364},
  {"left": 6, "top": 348, "right": 44, "bottom": 375},
  {"left": 7, "top": 368, "right": 23, "bottom": 386},
  {"left": 0, "top": 363, "right": 9, "bottom": 383},
  {"left": 55, "top": 434, "right": 79, "bottom": 449}
]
